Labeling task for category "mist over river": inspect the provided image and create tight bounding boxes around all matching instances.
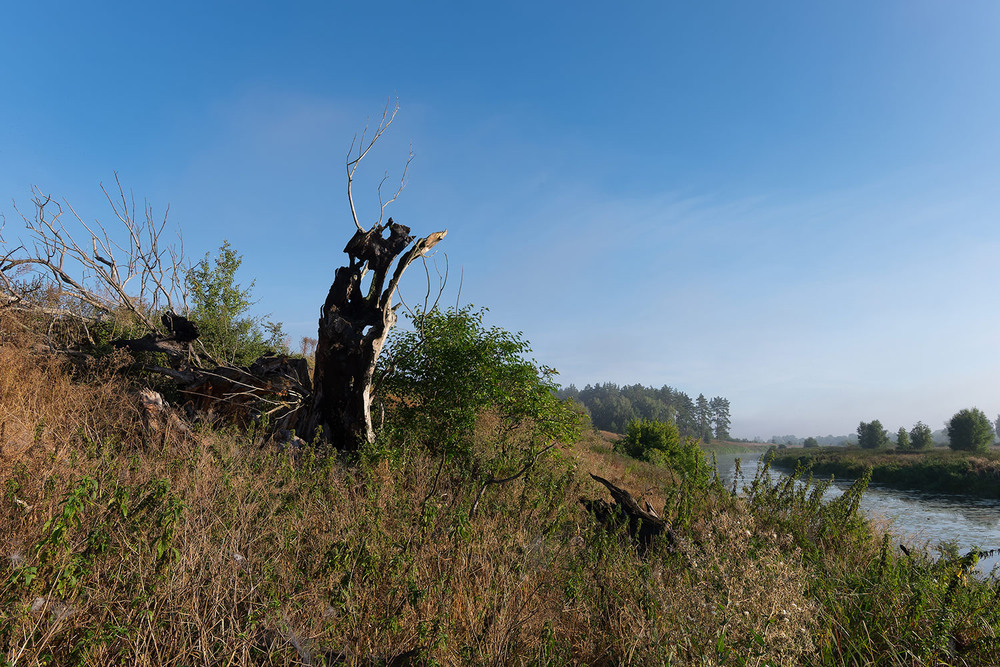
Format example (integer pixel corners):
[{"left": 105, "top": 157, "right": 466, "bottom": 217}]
[{"left": 713, "top": 451, "right": 1000, "bottom": 574}]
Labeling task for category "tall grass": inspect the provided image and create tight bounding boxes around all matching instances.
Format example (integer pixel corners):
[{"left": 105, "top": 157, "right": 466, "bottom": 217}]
[{"left": 2, "top": 319, "right": 1000, "bottom": 664}]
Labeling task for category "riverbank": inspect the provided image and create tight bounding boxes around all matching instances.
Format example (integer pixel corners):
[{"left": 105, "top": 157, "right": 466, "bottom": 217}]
[
  {"left": 700, "top": 440, "right": 772, "bottom": 455},
  {"left": 769, "top": 446, "right": 1000, "bottom": 498}
]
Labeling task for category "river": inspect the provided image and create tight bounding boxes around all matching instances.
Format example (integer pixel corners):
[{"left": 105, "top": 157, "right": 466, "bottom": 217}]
[{"left": 711, "top": 451, "right": 1000, "bottom": 574}]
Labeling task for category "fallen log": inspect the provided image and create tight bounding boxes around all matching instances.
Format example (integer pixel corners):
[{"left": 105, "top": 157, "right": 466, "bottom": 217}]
[
  {"left": 179, "top": 355, "right": 312, "bottom": 429},
  {"left": 112, "top": 316, "right": 311, "bottom": 432},
  {"left": 582, "top": 474, "right": 676, "bottom": 550}
]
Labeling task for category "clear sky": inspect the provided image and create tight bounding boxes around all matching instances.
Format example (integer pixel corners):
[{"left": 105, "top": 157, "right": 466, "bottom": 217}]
[{"left": 2, "top": 2, "right": 999, "bottom": 439}]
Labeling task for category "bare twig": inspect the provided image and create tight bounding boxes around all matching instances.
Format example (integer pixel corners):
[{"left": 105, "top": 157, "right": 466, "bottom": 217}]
[
  {"left": 1, "top": 179, "right": 186, "bottom": 333},
  {"left": 346, "top": 97, "right": 400, "bottom": 233},
  {"left": 376, "top": 142, "right": 413, "bottom": 227}
]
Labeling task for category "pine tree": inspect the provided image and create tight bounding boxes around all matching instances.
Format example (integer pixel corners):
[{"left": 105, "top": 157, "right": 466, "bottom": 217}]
[
  {"left": 696, "top": 393, "right": 711, "bottom": 442},
  {"left": 709, "top": 396, "right": 731, "bottom": 440}
]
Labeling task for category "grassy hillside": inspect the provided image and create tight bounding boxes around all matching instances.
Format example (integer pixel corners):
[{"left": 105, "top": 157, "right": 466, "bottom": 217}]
[{"left": 3, "top": 317, "right": 1000, "bottom": 665}]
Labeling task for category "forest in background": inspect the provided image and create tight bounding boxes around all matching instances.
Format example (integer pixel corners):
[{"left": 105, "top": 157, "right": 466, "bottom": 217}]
[{"left": 557, "top": 383, "right": 730, "bottom": 441}]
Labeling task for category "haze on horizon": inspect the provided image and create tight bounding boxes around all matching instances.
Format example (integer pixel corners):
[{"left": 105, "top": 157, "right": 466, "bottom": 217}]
[{"left": 2, "top": 2, "right": 998, "bottom": 440}]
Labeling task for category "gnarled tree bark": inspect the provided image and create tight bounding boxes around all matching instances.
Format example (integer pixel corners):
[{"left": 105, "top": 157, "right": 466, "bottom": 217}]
[{"left": 301, "top": 220, "right": 445, "bottom": 450}]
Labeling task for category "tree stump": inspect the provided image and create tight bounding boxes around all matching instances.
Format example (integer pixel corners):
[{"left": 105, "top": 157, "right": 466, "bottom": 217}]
[{"left": 581, "top": 474, "right": 676, "bottom": 550}]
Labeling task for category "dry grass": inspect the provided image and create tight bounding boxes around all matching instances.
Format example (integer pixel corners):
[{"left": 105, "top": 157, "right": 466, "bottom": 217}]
[
  {"left": 0, "top": 314, "right": 141, "bottom": 480},
  {"left": 3, "top": 320, "right": 1000, "bottom": 665}
]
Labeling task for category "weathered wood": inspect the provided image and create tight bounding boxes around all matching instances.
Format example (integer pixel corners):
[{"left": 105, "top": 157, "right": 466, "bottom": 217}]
[
  {"left": 181, "top": 355, "right": 311, "bottom": 428},
  {"left": 112, "top": 333, "right": 188, "bottom": 358},
  {"left": 135, "top": 388, "right": 192, "bottom": 440},
  {"left": 582, "top": 474, "right": 676, "bottom": 549},
  {"left": 301, "top": 218, "right": 445, "bottom": 451}
]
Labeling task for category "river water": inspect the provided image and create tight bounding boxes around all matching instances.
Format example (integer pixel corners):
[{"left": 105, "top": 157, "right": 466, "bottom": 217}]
[{"left": 711, "top": 451, "right": 1000, "bottom": 574}]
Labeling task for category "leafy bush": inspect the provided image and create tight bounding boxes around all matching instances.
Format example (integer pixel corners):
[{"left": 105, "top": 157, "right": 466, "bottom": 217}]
[
  {"left": 617, "top": 418, "right": 679, "bottom": 460},
  {"left": 185, "top": 241, "right": 286, "bottom": 366},
  {"left": 947, "top": 407, "right": 994, "bottom": 453},
  {"left": 379, "top": 306, "right": 585, "bottom": 457},
  {"left": 617, "top": 418, "right": 710, "bottom": 485}
]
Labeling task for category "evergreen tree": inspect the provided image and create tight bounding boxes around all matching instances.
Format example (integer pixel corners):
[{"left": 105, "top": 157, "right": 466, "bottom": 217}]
[
  {"left": 709, "top": 396, "right": 731, "bottom": 440},
  {"left": 675, "top": 392, "right": 697, "bottom": 437},
  {"left": 695, "top": 393, "right": 711, "bottom": 442},
  {"left": 565, "top": 383, "right": 727, "bottom": 440}
]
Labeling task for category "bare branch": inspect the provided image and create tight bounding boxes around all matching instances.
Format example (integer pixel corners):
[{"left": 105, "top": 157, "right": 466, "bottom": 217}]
[
  {"left": 381, "top": 229, "right": 447, "bottom": 316},
  {"left": 469, "top": 442, "right": 557, "bottom": 518},
  {"left": 428, "top": 254, "right": 449, "bottom": 315},
  {"left": 376, "top": 142, "right": 413, "bottom": 227},
  {"left": 0, "top": 181, "right": 187, "bottom": 335},
  {"left": 346, "top": 96, "right": 400, "bottom": 233}
]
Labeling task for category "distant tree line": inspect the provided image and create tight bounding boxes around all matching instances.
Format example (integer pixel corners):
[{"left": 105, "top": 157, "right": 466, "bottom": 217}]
[
  {"left": 557, "top": 383, "right": 730, "bottom": 441},
  {"left": 775, "top": 410, "right": 997, "bottom": 453},
  {"left": 853, "top": 410, "right": 996, "bottom": 453},
  {"left": 770, "top": 434, "right": 855, "bottom": 447}
]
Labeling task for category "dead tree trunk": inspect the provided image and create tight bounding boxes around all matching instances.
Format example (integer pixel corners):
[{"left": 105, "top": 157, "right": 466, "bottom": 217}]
[{"left": 301, "top": 220, "right": 445, "bottom": 450}]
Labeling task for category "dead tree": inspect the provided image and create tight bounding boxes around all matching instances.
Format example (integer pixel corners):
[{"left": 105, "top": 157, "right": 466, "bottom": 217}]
[
  {"left": 0, "top": 179, "right": 309, "bottom": 430},
  {"left": 300, "top": 101, "right": 446, "bottom": 450},
  {"left": 1, "top": 102, "right": 442, "bottom": 451}
]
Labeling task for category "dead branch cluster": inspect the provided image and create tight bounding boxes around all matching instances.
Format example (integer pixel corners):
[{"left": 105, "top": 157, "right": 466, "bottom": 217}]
[
  {"left": 0, "top": 175, "right": 184, "bottom": 331},
  {"left": 0, "top": 176, "right": 309, "bottom": 435}
]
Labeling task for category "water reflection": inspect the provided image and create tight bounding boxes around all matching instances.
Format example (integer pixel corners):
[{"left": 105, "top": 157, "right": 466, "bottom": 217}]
[{"left": 711, "top": 451, "right": 1000, "bottom": 574}]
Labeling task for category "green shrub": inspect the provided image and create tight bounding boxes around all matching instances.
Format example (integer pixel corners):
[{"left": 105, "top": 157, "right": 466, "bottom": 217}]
[
  {"left": 379, "top": 306, "right": 584, "bottom": 457},
  {"left": 618, "top": 418, "right": 679, "bottom": 460},
  {"left": 185, "top": 241, "right": 286, "bottom": 366},
  {"left": 947, "top": 407, "right": 994, "bottom": 453},
  {"left": 617, "top": 418, "right": 710, "bottom": 485}
]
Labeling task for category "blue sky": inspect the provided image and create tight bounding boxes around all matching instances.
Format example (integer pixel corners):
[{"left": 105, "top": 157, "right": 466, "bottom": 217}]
[{"left": 2, "top": 2, "right": 999, "bottom": 438}]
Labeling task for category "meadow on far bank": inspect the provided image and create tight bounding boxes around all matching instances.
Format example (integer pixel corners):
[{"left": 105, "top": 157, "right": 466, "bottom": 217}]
[{"left": 768, "top": 445, "right": 1000, "bottom": 499}]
